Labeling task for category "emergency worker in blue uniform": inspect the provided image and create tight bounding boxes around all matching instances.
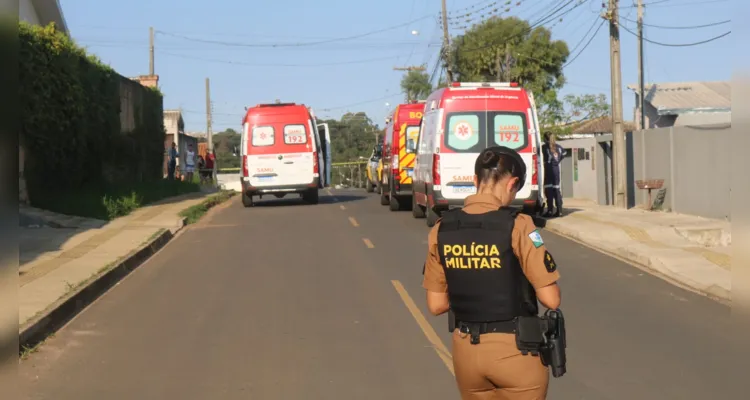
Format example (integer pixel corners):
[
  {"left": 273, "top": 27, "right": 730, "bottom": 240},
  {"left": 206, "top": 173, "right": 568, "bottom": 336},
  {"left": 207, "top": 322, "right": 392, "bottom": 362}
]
[
  {"left": 541, "top": 132, "right": 565, "bottom": 217},
  {"left": 422, "top": 146, "right": 562, "bottom": 399}
]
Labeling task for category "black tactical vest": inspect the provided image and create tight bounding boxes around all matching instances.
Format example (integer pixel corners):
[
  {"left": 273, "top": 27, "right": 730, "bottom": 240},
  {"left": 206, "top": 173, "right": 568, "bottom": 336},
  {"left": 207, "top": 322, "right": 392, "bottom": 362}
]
[{"left": 437, "top": 207, "right": 538, "bottom": 322}]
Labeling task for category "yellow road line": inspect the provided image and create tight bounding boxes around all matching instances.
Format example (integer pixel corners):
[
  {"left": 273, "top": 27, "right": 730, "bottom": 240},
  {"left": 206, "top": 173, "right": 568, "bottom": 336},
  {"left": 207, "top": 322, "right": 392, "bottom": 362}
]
[
  {"left": 340, "top": 205, "right": 346, "bottom": 210},
  {"left": 348, "top": 217, "right": 359, "bottom": 227},
  {"left": 362, "top": 238, "right": 375, "bottom": 248},
  {"left": 390, "top": 280, "right": 454, "bottom": 376}
]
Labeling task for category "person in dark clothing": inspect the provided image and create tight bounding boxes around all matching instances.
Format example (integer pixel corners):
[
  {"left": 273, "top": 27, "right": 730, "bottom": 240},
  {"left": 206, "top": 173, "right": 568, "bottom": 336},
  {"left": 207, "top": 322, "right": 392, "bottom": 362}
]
[
  {"left": 167, "top": 142, "right": 178, "bottom": 180},
  {"left": 541, "top": 132, "right": 566, "bottom": 217}
]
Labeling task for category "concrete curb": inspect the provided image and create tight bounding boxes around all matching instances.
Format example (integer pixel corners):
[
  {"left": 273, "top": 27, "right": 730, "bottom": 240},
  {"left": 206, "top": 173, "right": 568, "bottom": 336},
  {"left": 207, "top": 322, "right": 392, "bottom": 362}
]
[
  {"left": 544, "top": 220, "right": 731, "bottom": 304},
  {"left": 19, "top": 217, "right": 187, "bottom": 353}
]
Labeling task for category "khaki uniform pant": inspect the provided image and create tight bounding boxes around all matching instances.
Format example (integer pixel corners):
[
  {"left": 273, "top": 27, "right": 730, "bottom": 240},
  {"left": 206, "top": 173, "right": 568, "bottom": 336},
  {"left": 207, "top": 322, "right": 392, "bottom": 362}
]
[{"left": 452, "top": 330, "right": 549, "bottom": 400}]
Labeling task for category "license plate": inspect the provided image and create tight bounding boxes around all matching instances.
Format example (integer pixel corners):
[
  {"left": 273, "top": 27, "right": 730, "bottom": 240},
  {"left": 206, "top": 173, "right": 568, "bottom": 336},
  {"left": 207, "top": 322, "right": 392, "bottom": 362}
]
[
  {"left": 452, "top": 185, "right": 475, "bottom": 194},
  {"left": 407, "top": 169, "right": 414, "bottom": 177},
  {"left": 258, "top": 176, "right": 273, "bottom": 182}
]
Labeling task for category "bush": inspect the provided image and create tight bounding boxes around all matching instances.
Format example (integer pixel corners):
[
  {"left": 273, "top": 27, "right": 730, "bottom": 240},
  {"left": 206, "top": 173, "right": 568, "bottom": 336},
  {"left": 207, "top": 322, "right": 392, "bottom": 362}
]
[{"left": 19, "top": 22, "right": 166, "bottom": 195}]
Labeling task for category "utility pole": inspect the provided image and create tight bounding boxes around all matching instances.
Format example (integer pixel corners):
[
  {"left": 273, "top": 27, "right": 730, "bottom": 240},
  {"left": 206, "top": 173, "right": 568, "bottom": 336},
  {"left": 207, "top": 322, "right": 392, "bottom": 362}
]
[
  {"left": 495, "top": 43, "right": 513, "bottom": 82},
  {"left": 495, "top": 48, "right": 502, "bottom": 81},
  {"left": 637, "top": 0, "right": 646, "bottom": 131},
  {"left": 440, "top": 0, "right": 454, "bottom": 82},
  {"left": 205, "top": 78, "right": 216, "bottom": 185},
  {"left": 503, "top": 42, "right": 512, "bottom": 81},
  {"left": 149, "top": 27, "right": 154, "bottom": 75},
  {"left": 607, "top": 0, "right": 627, "bottom": 208}
]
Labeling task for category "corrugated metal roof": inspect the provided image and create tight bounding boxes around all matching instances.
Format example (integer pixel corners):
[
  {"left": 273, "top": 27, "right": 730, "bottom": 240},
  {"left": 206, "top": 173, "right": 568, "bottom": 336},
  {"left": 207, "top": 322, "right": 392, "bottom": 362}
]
[{"left": 626, "top": 81, "right": 730, "bottom": 114}]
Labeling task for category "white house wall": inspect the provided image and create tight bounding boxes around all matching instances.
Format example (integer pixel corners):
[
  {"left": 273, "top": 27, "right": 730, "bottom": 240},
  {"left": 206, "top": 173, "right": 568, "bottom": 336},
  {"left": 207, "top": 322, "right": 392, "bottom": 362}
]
[{"left": 19, "top": 0, "right": 40, "bottom": 25}]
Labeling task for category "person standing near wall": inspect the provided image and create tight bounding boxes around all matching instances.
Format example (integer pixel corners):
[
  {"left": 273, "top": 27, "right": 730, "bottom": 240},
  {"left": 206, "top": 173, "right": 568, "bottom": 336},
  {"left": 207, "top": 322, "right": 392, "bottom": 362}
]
[
  {"left": 167, "top": 142, "right": 178, "bottom": 180},
  {"left": 185, "top": 143, "right": 196, "bottom": 183},
  {"left": 542, "top": 133, "right": 565, "bottom": 218}
]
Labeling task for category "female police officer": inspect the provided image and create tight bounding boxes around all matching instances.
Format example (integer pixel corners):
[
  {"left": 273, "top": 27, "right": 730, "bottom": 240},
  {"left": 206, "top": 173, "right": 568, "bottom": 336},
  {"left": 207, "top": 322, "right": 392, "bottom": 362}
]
[{"left": 422, "top": 146, "right": 562, "bottom": 399}]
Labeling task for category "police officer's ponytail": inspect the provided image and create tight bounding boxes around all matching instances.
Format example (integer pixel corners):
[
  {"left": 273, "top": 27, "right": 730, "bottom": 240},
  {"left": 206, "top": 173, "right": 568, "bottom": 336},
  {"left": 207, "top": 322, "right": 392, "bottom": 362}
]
[{"left": 474, "top": 146, "right": 526, "bottom": 190}]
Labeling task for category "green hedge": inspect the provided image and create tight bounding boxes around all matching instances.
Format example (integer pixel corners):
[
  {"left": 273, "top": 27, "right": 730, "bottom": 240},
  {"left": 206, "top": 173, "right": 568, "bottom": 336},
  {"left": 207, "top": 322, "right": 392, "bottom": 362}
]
[{"left": 19, "top": 22, "right": 166, "bottom": 199}]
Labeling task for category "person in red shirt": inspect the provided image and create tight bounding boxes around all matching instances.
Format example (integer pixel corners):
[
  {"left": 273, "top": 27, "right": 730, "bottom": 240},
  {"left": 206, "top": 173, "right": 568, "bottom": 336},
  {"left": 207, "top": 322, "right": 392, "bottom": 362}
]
[{"left": 202, "top": 149, "right": 216, "bottom": 184}]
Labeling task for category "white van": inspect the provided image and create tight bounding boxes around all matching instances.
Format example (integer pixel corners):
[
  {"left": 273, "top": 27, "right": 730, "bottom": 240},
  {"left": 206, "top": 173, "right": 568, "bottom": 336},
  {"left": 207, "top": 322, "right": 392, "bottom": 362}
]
[
  {"left": 239, "top": 102, "right": 331, "bottom": 207},
  {"left": 411, "top": 82, "right": 546, "bottom": 226}
]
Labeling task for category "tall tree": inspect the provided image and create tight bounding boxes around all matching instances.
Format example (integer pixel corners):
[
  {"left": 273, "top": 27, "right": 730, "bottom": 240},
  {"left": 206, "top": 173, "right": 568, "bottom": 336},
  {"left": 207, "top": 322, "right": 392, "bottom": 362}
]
[
  {"left": 543, "top": 93, "right": 611, "bottom": 135},
  {"left": 447, "top": 16, "right": 569, "bottom": 122},
  {"left": 320, "top": 112, "right": 381, "bottom": 163},
  {"left": 562, "top": 93, "right": 610, "bottom": 123},
  {"left": 400, "top": 70, "right": 433, "bottom": 102},
  {"left": 212, "top": 129, "right": 242, "bottom": 168}
]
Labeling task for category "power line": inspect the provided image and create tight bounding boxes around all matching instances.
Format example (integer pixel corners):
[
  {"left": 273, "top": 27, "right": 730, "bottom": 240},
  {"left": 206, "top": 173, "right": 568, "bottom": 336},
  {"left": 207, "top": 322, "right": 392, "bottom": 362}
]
[
  {"left": 530, "top": 0, "right": 577, "bottom": 26},
  {"left": 447, "top": 0, "right": 532, "bottom": 29},
  {"left": 455, "top": 0, "right": 586, "bottom": 55},
  {"left": 563, "top": 19, "right": 605, "bottom": 67},
  {"left": 155, "top": 14, "right": 437, "bottom": 48},
  {"left": 158, "top": 50, "right": 431, "bottom": 67},
  {"left": 620, "top": 24, "right": 730, "bottom": 46},
  {"left": 320, "top": 92, "right": 406, "bottom": 111},
  {"left": 621, "top": 0, "right": 729, "bottom": 8},
  {"left": 446, "top": 0, "right": 496, "bottom": 16},
  {"left": 514, "top": 14, "right": 606, "bottom": 69},
  {"left": 567, "top": 14, "right": 601, "bottom": 54},
  {"left": 620, "top": 16, "right": 730, "bottom": 29},
  {"left": 78, "top": 41, "right": 443, "bottom": 53}
]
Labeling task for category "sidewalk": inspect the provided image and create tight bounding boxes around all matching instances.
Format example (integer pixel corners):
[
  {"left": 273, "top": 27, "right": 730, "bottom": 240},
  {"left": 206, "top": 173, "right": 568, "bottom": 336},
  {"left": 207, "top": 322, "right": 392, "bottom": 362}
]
[
  {"left": 19, "top": 192, "right": 213, "bottom": 345},
  {"left": 545, "top": 199, "right": 731, "bottom": 302}
]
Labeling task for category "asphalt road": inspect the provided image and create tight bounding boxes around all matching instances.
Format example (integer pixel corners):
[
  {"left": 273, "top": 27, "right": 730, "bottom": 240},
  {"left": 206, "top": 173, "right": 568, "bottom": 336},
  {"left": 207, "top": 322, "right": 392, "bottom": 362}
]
[{"left": 19, "top": 189, "right": 736, "bottom": 399}]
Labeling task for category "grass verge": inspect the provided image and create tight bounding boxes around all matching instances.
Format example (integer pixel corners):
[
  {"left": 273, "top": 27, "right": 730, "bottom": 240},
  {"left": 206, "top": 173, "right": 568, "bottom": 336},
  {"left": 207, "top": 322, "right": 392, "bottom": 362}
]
[
  {"left": 179, "top": 191, "right": 236, "bottom": 225},
  {"left": 29, "top": 179, "right": 202, "bottom": 220}
]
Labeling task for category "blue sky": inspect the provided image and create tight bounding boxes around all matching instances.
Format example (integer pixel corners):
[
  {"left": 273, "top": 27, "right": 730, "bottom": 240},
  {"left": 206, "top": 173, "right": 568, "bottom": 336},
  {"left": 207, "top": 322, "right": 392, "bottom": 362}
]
[{"left": 60, "top": 0, "right": 736, "bottom": 133}]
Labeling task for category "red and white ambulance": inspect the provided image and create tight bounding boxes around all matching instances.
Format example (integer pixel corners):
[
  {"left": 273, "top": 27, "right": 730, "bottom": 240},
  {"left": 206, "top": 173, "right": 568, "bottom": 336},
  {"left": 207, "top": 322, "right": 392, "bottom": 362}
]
[
  {"left": 239, "top": 102, "right": 330, "bottom": 207},
  {"left": 411, "top": 82, "right": 545, "bottom": 226}
]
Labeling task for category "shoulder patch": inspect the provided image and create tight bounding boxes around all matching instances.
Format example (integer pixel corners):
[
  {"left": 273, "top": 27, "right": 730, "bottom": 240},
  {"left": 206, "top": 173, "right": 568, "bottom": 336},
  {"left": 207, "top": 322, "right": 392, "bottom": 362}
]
[
  {"left": 528, "top": 229, "right": 544, "bottom": 248},
  {"left": 544, "top": 250, "right": 557, "bottom": 273}
]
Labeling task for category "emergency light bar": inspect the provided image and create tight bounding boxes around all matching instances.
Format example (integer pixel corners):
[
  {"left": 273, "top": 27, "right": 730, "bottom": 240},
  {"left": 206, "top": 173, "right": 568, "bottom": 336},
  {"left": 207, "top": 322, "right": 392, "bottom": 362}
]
[
  {"left": 257, "top": 102, "right": 296, "bottom": 107},
  {"left": 450, "top": 82, "right": 519, "bottom": 88}
]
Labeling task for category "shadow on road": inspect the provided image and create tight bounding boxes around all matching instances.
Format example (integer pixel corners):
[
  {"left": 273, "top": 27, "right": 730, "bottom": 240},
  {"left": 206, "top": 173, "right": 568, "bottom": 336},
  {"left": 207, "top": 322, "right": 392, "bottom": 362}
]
[
  {"left": 250, "top": 193, "right": 367, "bottom": 207},
  {"left": 532, "top": 207, "right": 583, "bottom": 228}
]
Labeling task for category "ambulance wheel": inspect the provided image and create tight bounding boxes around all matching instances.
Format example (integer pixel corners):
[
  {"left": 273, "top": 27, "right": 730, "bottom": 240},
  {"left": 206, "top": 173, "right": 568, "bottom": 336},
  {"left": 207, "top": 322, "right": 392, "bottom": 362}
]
[
  {"left": 389, "top": 195, "right": 401, "bottom": 212},
  {"left": 426, "top": 206, "right": 439, "bottom": 227},
  {"left": 380, "top": 189, "right": 389, "bottom": 206},
  {"left": 366, "top": 179, "right": 374, "bottom": 193},
  {"left": 412, "top": 194, "right": 426, "bottom": 219},
  {"left": 242, "top": 193, "right": 254, "bottom": 208},
  {"left": 303, "top": 189, "right": 319, "bottom": 205}
]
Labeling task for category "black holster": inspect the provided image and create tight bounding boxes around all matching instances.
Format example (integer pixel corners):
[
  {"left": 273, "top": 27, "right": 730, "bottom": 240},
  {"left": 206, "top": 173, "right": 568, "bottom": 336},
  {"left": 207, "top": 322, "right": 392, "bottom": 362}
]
[
  {"left": 514, "top": 316, "right": 545, "bottom": 356},
  {"left": 539, "top": 309, "right": 567, "bottom": 378},
  {"left": 512, "top": 309, "right": 567, "bottom": 378}
]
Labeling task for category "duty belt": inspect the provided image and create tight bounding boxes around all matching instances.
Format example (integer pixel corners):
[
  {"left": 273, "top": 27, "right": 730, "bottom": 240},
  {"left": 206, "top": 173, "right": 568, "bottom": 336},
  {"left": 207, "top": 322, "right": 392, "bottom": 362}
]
[{"left": 457, "top": 320, "right": 516, "bottom": 345}]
